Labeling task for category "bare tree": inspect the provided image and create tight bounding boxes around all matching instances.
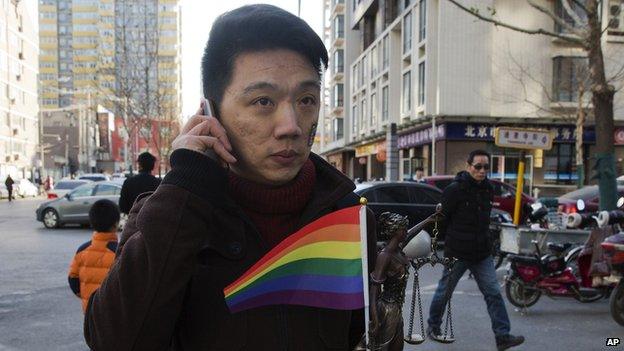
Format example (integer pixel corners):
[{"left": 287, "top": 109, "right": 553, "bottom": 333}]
[
  {"left": 94, "top": 0, "right": 180, "bottom": 174},
  {"left": 447, "top": 0, "right": 622, "bottom": 210}
]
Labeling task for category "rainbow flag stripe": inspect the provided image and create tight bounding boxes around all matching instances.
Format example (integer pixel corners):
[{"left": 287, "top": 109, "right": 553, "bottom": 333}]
[{"left": 223, "top": 205, "right": 364, "bottom": 313}]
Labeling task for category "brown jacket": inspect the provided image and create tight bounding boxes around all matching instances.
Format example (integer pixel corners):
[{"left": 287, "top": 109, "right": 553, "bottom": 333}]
[{"left": 84, "top": 149, "right": 377, "bottom": 351}]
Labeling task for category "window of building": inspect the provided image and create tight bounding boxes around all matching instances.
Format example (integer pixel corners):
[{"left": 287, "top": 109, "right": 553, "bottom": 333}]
[
  {"left": 418, "top": 61, "right": 425, "bottom": 105},
  {"left": 352, "top": 104, "right": 358, "bottom": 134},
  {"left": 382, "top": 86, "right": 389, "bottom": 121},
  {"left": 554, "top": 0, "right": 587, "bottom": 34},
  {"left": 334, "top": 15, "right": 344, "bottom": 40},
  {"left": 333, "top": 49, "right": 344, "bottom": 74},
  {"left": 553, "top": 56, "right": 587, "bottom": 102},
  {"left": 361, "top": 99, "right": 367, "bottom": 129},
  {"left": 382, "top": 35, "right": 390, "bottom": 69},
  {"left": 333, "top": 83, "right": 344, "bottom": 107},
  {"left": 352, "top": 63, "right": 359, "bottom": 91},
  {"left": 362, "top": 55, "right": 368, "bottom": 82},
  {"left": 419, "top": 0, "right": 426, "bottom": 41},
  {"left": 403, "top": 11, "right": 412, "bottom": 54},
  {"left": 333, "top": 118, "right": 344, "bottom": 140},
  {"left": 544, "top": 143, "right": 576, "bottom": 184},
  {"left": 371, "top": 46, "right": 378, "bottom": 76},
  {"left": 402, "top": 71, "right": 411, "bottom": 114},
  {"left": 370, "top": 93, "right": 377, "bottom": 126}
]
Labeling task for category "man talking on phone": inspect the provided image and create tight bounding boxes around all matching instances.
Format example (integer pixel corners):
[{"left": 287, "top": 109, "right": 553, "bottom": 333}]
[{"left": 84, "top": 5, "right": 376, "bottom": 350}]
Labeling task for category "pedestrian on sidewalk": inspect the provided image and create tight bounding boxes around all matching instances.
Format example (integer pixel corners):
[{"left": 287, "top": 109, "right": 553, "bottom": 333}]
[
  {"left": 67, "top": 199, "right": 119, "bottom": 312},
  {"left": 5, "top": 175, "right": 14, "bottom": 202},
  {"left": 83, "top": 5, "right": 376, "bottom": 350},
  {"left": 118, "top": 152, "right": 160, "bottom": 215},
  {"left": 427, "top": 149, "right": 524, "bottom": 351}
]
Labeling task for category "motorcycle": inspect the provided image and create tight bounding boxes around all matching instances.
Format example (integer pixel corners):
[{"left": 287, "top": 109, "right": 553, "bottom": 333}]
[
  {"left": 600, "top": 197, "right": 624, "bottom": 326},
  {"left": 504, "top": 238, "right": 607, "bottom": 309}
]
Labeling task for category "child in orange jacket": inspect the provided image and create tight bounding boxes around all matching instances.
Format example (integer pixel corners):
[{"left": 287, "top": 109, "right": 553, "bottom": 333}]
[{"left": 68, "top": 199, "right": 119, "bottom": 312}]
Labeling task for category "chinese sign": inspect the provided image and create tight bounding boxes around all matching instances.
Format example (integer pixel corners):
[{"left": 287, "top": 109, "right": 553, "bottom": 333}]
[
  {"left": 398, "top": 125, "right": 446, "bottom": 149},
  {"left": 355, "top": 141, "right": 385, "bottom": 157},
  {"left": 494, "top": 127, "right": 553, "bottom": 150}
]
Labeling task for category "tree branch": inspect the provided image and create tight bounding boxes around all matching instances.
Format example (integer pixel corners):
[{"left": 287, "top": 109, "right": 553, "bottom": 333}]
[
  {"left": 560, "top": 0, "right": 586, "bottom": 27},
  {"left": 446, "top": 0, "right": 585, "bottom": 44}
]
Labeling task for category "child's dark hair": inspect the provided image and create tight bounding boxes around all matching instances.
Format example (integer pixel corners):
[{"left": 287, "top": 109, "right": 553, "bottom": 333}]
[{"left": 89, "top": 199, "right": 120, "bottom": 232}]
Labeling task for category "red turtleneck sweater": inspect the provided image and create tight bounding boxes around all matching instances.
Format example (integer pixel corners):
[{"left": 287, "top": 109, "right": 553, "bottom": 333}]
[{"left": 228, "top": 160, "right": 316, "bottom": 248}]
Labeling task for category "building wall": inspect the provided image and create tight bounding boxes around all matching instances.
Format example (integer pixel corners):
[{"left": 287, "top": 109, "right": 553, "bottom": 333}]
[{"left": 0, "top": 0, "right": 39, "bottom": 181}]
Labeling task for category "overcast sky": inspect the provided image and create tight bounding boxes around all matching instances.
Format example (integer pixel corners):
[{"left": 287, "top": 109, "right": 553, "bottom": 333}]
[{"left": 180, "top": 0, "right": 325, "bottom": 119}]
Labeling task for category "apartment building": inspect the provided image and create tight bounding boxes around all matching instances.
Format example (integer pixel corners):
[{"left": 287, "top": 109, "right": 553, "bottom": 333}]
[
  {"left": 0, "top": 0, "right": 39, "bottom": 181},
  {"left": 38, "top": 0, "right": 182, "bottom": 173},
  {"left": 320, "top": 0, "right": 624, "bottom": 194}
]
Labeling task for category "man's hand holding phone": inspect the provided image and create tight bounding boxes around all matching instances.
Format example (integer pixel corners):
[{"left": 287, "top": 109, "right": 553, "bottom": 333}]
[{"left": 171, "top": 99, "right": 237, "bottom": 165}]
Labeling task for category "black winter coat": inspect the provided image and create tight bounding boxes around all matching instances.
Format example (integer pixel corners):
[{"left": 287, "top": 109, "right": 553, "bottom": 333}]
[
  {"left": 118, "top": 172, "right": 161, "bottom": 214},
  {"left": 440, "top": 171, "right": 493, "bottom": 261}
]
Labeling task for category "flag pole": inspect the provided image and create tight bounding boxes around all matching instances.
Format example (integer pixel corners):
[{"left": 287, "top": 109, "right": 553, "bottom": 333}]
[{"left": 359, "top": 198, "right": 370, "bottom": 349}]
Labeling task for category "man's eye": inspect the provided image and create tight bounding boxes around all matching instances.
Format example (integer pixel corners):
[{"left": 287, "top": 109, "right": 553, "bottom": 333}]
[
  {"left": 253, "top": 97, "right": 273, "bottom": 107},
  {"left": 299, "top": 96, "right": 317, "bottom": 106}
]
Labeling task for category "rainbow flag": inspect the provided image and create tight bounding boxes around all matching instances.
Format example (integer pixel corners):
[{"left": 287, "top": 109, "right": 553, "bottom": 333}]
[{"left": 223, "top": 205, "right": 367, "bottom": 313}]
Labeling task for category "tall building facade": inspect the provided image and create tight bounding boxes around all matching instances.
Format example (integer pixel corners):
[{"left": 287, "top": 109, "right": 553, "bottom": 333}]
[
  {"left": 320, "top": 0, "right": 624, "bottom": 195},
  {"left": 38, "top": 0, "right": 182, "bottom": 174},
  {"left": 0, "top": 0, "right": 39, "bottom": 181}
]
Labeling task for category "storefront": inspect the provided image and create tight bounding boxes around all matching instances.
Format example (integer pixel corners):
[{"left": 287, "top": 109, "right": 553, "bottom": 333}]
[
  {"left": 398, "top": 120, "right": 624, "bottom": 195},
  {"left": 354, "top": 140, "right": 387, "bottom": 181}
]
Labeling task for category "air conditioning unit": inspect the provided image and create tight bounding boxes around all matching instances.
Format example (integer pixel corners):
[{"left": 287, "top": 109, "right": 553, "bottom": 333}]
[
  {"left": 15, "top": 74, "right": 21, "bottom": 81},
  {"left": 12, "top": 128, "right": 18, "bottom": 136},
  {"left": 18, "top": 52, "right": 23, "bottom": 60},
  {"left": 13, "top": 154, "right": 19, "bottom": 161},
  {"left": 5, "top": 155, "right": 10, "bottom": 162},
  {"left": 609, "top": 1, "right": 624, "bottom": 33}
]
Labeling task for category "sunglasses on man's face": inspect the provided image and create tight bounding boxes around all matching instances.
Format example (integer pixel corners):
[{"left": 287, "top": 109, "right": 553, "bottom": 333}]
[{"left": 472, "top": 163, "right": 490, "bottom": 171}]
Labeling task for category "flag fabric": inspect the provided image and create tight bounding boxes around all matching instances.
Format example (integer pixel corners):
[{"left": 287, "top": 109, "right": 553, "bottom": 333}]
[{"left": 223, "top": 205, "right": 366, "bottom": 314}]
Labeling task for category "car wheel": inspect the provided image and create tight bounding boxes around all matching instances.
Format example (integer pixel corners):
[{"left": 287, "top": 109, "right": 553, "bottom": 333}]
[{"left": 43, "top": 208, "right": 60, "bottom": 229}]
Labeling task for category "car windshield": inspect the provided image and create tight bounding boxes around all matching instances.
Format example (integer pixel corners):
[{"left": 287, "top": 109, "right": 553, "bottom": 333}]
[
  {"left": 55, "top": 181, "right": 87, "bottom": 190},
  {"left": 560, "top": 186, "right": 598, "bottom": 201},
  {"left": 354, "top": 183, "right": 374, "bottom": 193}
]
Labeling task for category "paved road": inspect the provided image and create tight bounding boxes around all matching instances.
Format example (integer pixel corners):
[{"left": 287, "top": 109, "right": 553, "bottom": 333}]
[{"left": 0, "top": 198, "right": 622, "bottom": 350}]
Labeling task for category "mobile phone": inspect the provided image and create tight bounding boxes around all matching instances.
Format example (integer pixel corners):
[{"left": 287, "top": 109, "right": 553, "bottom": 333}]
[{"left": 201, "top": 97, "right": 220, "bottom": 162}]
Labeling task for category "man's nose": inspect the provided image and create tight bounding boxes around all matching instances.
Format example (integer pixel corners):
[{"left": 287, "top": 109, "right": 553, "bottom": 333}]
[{"left": 274, "top": 104, "right": 302, "bottom": 139}]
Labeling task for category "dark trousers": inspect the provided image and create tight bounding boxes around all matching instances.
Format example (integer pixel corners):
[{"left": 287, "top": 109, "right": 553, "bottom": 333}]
[
  {"left": 428, "top": 256, "right": 511, "bottom": 337},
  {"left": 7, "top": 188, "right": 13, "bottom": 201}
]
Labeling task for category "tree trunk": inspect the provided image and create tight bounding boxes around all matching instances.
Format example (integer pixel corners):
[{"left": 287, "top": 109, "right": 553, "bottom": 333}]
[
  {"left": 576, "top": 84, "right": 585, "bottom": 189},
  {"left": 587, "top": 0, "right": 617, "bottom": 210}
]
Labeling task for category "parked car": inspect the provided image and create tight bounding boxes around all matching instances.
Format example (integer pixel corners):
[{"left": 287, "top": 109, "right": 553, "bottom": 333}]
[
  {"left": 46, "top": 179, "right": 92, "bottom": 199},
  {"left": 77, "top": 173, "right": 110, "bottom": 182},
  {"left": 422, "top": 175, "right": 534, "bottom": 218},
  {"left": 557, "top": 185, "right": 624, "bottom": 213},
  {"left": 111, "top": 173, "right": 126, "bottom": 180},
  {"left": 15, "top": 179, "right": 39, "bottom": 197},
  {"left": 36, "top": 181, "right": 122, "bottom": 229},
  {"left": 355, "top": 181, "right": 442, "bottom": 237},
  {"left": 617, "top": 175, "right": 624, "bottom": 186}
]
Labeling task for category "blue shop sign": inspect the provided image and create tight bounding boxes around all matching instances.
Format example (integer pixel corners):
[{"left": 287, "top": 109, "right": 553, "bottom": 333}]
[{"left": 444, "top": 123, "right": 596, "bottom": 143}]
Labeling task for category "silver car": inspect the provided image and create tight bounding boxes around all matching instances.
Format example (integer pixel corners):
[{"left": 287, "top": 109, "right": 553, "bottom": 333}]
[{"left": 36, "top": 181, "right": 122, "bottom": 229}]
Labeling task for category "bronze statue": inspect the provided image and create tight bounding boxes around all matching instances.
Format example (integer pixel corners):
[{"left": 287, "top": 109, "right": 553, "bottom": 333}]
[{"left": 357, "top": 209, "right": 441, "bottom": 351}]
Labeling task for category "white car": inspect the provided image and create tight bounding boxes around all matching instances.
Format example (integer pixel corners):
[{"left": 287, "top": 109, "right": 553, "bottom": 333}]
[
  {"left": 16, "top": 179, "right": 39, "bottom": 197},
  {"left": 618, "top": 175, "right": 624, "bottom": 186},
  {"left": 46, "top": 179, "right": 92, "bottom": 199},
  {"left": 78, "top": 173, "right": 111, "bottom": 182}
]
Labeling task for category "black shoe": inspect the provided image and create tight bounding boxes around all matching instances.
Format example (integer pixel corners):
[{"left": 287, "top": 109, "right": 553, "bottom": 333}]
[
  {"left": 496, "top": 334, "right": 525, "bottom": 350},
  {"left": 427, "top": 327, "right": 455, "bottom": 343}
]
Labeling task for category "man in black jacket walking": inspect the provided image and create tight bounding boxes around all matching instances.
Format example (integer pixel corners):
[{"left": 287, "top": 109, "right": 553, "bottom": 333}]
[
  {"left": 119, "top": 152, "right": 161, "bottom": 214},
  {"left": 427, "top": 150, "right": 524, "bottom": 351}
]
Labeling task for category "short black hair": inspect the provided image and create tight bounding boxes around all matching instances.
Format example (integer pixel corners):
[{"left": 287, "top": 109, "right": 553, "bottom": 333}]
[
  {"left": 415, "top": 167, "right": 424, "bottom": 172},
  {"left": 201, "top": 4, "right": 329, "bottom": 107},
  {"left": 137, "top": 152, "right": 156, "bottom": 172},
  {"left": 89, "top": 199, "right": 120, "bottom": 232},
  {"left": 467, "top": 149, "right": 491, "bottom": 164}
]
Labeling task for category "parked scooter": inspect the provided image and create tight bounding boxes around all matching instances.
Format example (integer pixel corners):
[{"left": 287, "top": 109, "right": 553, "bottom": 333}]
[
  {"left": 505, "top": 237, "right": 608, "bottom": 309},
  {"left": 601, "top": 197, "right": 624, "bottom": 326}
]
